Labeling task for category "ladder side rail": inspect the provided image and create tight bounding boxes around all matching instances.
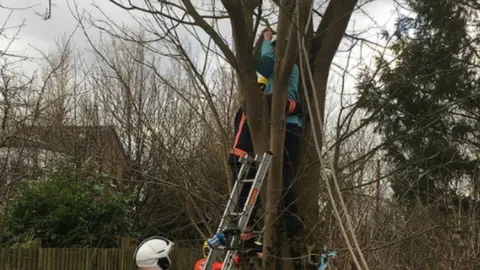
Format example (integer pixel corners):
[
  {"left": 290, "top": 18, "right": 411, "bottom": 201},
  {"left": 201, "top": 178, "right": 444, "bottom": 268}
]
[
  {"left": 205, "top": 176, "right": 247, "bottom": 269},
  {"left": 237, "top": 152, "right": 271, "bottom": 229},
  {"left": 204, "top": 154, "right": 255, "bottom": 270},
  {"left": 215, "top": 154, "right": 254, "bottom": 232},
  {"left": 221, "top": 152, "right": 272, "bottom": 270},
  {"left": 216, "top": 176, "right": 243, "bottom": 232}
]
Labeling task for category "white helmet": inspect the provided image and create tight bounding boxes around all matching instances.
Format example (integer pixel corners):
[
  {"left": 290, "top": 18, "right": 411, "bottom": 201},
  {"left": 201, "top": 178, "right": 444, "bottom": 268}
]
[{"left": 134, "top": 236, "right": 174, "bottom": 269}]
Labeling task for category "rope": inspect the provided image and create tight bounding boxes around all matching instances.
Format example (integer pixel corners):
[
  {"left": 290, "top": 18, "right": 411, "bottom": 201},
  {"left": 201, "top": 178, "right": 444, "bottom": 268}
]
[{"left": 295, "top": 1, "right": 370, "bottom": 269}]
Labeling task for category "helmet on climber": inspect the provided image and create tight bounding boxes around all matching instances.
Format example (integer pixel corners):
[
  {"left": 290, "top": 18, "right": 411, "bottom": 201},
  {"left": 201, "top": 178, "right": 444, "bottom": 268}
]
[
  {"left": 134, "top": 236, "right": 174, "bottom": 270},
  {"left": 257, "top": 75, "right": 268, "bottom": 91}
]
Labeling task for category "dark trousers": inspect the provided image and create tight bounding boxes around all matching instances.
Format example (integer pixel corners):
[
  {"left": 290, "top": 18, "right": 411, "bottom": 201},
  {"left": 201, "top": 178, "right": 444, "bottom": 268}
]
[
  {"left": 230, "top": 108, "right": 253, "bottom": 158},
  {"left": 281, "top": 124, "right": 302, "bottom": 239}
]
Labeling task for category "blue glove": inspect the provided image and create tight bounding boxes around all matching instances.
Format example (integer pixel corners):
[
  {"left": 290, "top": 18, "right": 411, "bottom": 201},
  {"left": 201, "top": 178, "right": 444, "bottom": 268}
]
[{"left": 207, "top": 232, "right": 226, "bottom": 249}]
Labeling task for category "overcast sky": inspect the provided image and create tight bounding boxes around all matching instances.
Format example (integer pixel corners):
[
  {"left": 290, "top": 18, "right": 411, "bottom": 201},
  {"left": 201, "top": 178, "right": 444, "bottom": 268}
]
[{"left": 0, "top": 0, "right": 401, "bottom": 113}]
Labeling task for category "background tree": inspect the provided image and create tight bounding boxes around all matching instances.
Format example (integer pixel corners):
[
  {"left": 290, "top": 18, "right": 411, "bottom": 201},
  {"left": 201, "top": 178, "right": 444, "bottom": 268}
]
[
  {"left": 0, "top": 4, "right": 73, "bottom": 189},
  {"left": 354, "top": 2, "right": 480, "bottom": 267},
  {"left": 357, "top": 0, "right": 480, "bottom": 207},
  {"left": 96, "top": 0, "right": 367, "bottom": 267},
  {"left": 6, "top": 0, "right": 461, "bottom": 268}
]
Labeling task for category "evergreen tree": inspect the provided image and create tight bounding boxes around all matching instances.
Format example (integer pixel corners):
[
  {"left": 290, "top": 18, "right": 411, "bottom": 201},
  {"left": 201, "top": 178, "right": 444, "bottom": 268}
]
[{"left": 357, "top": 0, "right": 480, "bottom": 206}]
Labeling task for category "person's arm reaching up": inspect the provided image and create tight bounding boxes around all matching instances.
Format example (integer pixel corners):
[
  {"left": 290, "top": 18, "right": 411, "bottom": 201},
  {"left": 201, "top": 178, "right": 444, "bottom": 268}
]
[{"left": 254, "top": 30, "right": 275, "bottom": 78}]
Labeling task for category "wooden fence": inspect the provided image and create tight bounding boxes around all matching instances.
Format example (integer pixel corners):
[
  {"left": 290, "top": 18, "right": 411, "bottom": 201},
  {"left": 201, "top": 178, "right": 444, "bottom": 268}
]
[{"left": 0, "top": 247, "right": 200, "bottom": 270}]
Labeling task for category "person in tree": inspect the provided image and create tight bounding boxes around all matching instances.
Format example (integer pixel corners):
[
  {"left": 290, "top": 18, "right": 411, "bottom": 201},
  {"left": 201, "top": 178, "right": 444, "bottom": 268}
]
[
  {"left": 255, "top": 27, "right": 303, "bottom": 267},
  {"left": 225, "top": 28, "right": 303, "bottom": 267},
  {"left": 229, "top": 74, "right": 303, "bottom": 214},
  {"left": 230, "top": 75, "right": 302, "bottom": 159}
]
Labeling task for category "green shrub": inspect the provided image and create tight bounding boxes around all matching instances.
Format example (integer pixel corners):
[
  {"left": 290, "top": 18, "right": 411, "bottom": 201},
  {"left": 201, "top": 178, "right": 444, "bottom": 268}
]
[{"left": 1, "top": 161, "right": 136, "bottom": 248}]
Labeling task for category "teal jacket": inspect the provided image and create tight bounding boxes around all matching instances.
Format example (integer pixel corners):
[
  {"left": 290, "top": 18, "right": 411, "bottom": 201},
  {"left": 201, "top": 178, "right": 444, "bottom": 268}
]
[{"left": 254, "top": 40, "right": 302, "bottom": 127}]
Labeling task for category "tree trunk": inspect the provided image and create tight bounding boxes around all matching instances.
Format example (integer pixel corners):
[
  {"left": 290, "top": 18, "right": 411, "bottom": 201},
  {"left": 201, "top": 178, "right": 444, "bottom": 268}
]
[
  {"left": 262, "top": 1, "right": 301, "bottom": 269},
  {"left": 295, "top": 0, "right": 358, "bottom": 267},
  {"left": 222, "top": 0, "right": 269, "bottom": 153}
]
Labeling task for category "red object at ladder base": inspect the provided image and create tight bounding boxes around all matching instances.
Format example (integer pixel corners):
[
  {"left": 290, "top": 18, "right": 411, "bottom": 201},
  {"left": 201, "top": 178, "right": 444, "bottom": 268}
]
[{"left": 195, "top": 259, "right": 223, "bottom": 270}]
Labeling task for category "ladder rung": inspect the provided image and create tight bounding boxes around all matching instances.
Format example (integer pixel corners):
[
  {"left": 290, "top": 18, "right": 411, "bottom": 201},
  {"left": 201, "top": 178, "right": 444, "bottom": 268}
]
[
  {"left": 205, "top": 151, "right": 272, "bottom": 270},
  {"left": 241, "top": 179, "right": 254, "bottom": 183}
]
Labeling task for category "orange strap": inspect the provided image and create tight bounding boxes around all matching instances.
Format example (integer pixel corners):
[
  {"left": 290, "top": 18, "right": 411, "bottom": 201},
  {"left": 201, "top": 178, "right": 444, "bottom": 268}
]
[
  {"left": 231, "top": 114, "right": 248, "bottom": 158},
  {"left": 287, "top": 100, "right": 296, "bottom": 114}
]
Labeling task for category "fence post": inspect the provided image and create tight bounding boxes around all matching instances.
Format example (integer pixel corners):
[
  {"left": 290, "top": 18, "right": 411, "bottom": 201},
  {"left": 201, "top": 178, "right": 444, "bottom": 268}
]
[{"left": 121, "top": 237, "right": 137, "bottom": 249}]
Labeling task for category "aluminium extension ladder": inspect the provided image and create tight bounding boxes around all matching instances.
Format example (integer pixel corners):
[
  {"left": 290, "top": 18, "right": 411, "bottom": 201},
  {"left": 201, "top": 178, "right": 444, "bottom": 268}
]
[{"left": 204, "top": 152, "right": 272, "bottom": 270}]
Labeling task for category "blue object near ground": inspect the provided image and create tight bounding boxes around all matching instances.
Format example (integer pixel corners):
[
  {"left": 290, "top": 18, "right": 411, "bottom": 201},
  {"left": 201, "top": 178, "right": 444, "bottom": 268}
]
[{"left": 318, "top": 248, "right": 337, "bottom": 270}]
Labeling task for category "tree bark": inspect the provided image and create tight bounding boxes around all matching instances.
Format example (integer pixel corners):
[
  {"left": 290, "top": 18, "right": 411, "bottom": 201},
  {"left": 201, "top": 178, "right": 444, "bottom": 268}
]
[
  {"left": 295, "top": 0, "right": 358, "bottom": 267},
  {"left": 222, "top": 0, "right": 268, "bottom": 153},
  {"left": 262, "top": 1, "right": 302, "bottom": 269}
]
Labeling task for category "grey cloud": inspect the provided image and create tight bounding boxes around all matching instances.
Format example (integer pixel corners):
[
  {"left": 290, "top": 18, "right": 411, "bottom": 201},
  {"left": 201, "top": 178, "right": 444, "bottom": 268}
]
[
  {"left": 1, "top": 0, "right": 399, "bottom": 78},
  {"left": 1, "top": 0, "right": 136, "bottom": 54}
]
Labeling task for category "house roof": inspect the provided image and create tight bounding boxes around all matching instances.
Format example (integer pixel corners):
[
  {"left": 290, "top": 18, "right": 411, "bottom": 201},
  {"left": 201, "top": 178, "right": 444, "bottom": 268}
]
[{"left": 3, "top": 125, "right": 129, "bottom": 165}]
